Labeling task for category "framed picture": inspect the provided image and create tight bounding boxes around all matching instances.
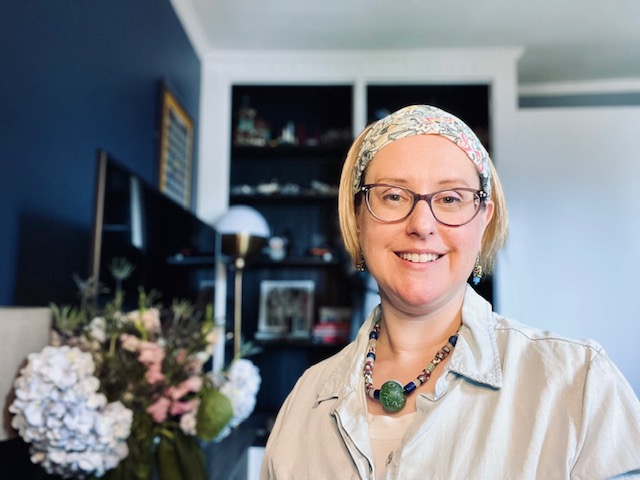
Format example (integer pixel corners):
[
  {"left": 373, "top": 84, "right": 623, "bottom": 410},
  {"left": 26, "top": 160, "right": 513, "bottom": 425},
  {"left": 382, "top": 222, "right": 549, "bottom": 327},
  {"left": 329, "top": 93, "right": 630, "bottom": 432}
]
[
  {"left": 257, "top": 280, "right": 315, "bottom": 339},
  {"left": 157, "top": 81, "right": 194, "bottom": 209}
]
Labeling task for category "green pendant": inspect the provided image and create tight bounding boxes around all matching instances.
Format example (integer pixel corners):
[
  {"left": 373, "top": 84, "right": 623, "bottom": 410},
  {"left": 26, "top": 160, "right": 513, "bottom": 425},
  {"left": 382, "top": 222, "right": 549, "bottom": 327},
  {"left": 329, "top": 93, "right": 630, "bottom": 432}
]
[{"left": 379, "top": 380, "right": 406, "bottom": 413}]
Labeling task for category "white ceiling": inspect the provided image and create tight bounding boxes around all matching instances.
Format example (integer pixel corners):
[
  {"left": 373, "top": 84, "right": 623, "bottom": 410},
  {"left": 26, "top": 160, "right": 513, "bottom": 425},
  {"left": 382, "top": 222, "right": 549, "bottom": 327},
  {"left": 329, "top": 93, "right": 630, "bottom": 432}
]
[{"left": 175, "top": 0, "right": 640, "bottom": 89}]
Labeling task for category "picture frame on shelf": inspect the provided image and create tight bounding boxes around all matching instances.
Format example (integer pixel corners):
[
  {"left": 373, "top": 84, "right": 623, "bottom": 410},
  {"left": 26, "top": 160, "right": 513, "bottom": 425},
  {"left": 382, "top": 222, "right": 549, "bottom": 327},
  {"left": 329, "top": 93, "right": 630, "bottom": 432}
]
[
  {"left": 157, "top": 81, "right": 194, "bottom": 209},
  {"left": 257, "top": 280, "right": 315, "bottom": 340}
]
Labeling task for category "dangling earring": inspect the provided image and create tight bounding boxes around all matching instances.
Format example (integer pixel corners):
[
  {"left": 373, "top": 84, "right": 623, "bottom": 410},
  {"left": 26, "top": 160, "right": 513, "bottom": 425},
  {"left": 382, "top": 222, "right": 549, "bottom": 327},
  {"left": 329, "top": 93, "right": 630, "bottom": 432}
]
[
  {"left": 472, "top": 255, "right": 483, "bottom": 285},
  {"left": 356, "top": 251, "right": 366, "bottom": 272}
]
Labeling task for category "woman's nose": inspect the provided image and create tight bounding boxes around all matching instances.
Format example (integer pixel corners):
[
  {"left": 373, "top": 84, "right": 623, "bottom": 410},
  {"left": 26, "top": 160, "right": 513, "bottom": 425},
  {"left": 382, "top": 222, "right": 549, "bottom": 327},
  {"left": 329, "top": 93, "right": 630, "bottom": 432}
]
[{"left": 406, "top": 198, "right": 437, "bottom": 237}]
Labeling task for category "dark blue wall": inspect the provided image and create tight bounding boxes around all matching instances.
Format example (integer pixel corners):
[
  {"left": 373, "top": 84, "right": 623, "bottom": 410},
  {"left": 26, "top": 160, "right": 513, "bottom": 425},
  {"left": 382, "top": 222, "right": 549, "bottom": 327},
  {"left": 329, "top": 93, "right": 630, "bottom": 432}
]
[{"left": 0, "top": 0, "right": 200, "bottom": 305}]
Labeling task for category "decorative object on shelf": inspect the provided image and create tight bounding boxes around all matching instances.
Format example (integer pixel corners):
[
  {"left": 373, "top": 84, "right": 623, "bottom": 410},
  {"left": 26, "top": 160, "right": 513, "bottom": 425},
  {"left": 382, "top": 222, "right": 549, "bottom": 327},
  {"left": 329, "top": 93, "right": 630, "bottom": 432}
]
[
  {"left": 310, "top": 180, "right": 339, "bottom": 195},
  {"left": 257, "top": 280, "right": 315, "bottom": 340},
  {"left": 232, "top": 179, "right": 341, "bottom": 198},
  {"left": 157, "top": 80, "right": 194, "bottom": 209},
  {"left": 312, "top": 307, "right": 352, "bottom": 344},
  {"left": 215, "top": 205, "right": 270, "bottom": 356},
  {"left": 8, "top": 259, "right": 260, "bottom": 480},
  {"left": 278, "top": 121, "right": 297, "bottom": 145},
  {"left": 233, "top": 96, "right": 271, "bottom": 147},
  {"left": 268, "top": 235, "right": 288, "bottom": 261}
]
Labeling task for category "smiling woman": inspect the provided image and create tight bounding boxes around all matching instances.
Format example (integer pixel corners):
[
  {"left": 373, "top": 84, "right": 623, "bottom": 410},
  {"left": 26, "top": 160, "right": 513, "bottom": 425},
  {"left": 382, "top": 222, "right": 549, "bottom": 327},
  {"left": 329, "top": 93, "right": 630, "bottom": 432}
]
[{"left": 260, "top": 105, "right": 640, "bottom": 479}]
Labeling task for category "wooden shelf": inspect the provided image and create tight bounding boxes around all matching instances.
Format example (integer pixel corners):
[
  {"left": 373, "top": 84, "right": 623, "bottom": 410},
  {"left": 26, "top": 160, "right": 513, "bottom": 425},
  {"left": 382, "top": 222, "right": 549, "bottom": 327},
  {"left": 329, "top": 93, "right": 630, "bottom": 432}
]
[
  {"left": 165, "top": 255, "right": 216, "bottom": 266},
  {"left": 254, "top": 337, "right": 348, "bottom": 349},
  {"left": 103, "top": 223, "right": 130, "bottom": 232},
  {"left": 249, "top": 257, "right": 341, "bottom": 268}
]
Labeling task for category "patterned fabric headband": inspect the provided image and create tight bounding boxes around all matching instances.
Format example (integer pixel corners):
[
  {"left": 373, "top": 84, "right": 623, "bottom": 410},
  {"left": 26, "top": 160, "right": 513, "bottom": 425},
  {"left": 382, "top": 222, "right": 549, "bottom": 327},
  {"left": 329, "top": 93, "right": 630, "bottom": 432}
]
[{"left": 353, "top": 105, "right": 492, "bottom": 196}]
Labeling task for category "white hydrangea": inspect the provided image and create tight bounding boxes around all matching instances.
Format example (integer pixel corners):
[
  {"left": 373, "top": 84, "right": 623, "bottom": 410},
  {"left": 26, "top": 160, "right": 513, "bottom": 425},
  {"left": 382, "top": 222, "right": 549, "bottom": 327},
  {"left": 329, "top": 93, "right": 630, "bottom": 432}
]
[
  {"left": 87, "top": 316, "right": 107, "bottom": 343},
  {"left": 9, "top": 346, "right": 133, "bottom": 478},
  {"left": 212, "top": 358, "right": 261, "bottom": 441}
]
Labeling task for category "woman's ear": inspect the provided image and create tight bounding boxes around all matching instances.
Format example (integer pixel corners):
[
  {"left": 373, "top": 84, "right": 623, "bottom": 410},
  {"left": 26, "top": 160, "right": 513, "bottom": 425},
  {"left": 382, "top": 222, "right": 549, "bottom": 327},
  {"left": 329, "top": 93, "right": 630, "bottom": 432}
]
[{"left": 481, "top": 200, "right": 495, "bottom": 229}]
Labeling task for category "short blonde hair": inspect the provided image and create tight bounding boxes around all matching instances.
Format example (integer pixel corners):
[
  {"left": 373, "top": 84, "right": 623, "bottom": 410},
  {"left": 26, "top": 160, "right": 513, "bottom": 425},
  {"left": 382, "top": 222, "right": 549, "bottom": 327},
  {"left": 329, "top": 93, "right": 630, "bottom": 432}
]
[{"left": 338, "top": 125, "right": 508, "bottom": 274}]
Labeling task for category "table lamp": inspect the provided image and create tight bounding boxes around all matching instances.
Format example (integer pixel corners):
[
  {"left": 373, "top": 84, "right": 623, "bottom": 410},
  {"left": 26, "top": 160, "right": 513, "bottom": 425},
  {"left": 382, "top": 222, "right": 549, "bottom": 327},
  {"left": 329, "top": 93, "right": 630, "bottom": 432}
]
[{"left": 215, "top": 205, "right": 270, "bottom": 357}]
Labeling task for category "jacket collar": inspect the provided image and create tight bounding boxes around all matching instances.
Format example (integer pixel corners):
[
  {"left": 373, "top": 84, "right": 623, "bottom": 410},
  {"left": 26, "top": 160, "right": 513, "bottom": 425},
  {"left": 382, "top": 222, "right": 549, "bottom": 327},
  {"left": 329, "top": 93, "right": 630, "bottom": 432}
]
[{"left": 448, "top": 285, "right": 503, "bottom": 389}]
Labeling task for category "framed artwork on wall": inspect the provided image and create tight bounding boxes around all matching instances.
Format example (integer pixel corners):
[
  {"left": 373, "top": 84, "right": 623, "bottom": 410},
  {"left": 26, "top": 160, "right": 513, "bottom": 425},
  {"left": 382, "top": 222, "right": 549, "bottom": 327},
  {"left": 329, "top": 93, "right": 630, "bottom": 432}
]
[
  {"left": 257, "top": 280, "right": 315, "bottom": 340},
  {"left": 157, "top": 81, "right": 194, "bottom": 209}
]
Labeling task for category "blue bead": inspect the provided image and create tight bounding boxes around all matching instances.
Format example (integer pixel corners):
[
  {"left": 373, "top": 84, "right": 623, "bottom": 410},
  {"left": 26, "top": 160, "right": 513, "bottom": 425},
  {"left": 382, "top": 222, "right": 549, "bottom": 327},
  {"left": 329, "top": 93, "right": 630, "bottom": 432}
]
[
  {"left": 369, "top": 331, "right": 379, "bottom": 339},
  {"left": 367, "top": 352, "right": 376, "bottom": 360},
  {"left": 373, "top": 390, "right": 380, "bottom": 399},
  {"left": 403, "top": 382, "right": 417, "bottom": 395},
  {"left": 449, "top": 334, "right": 458, "bottom": 346}
]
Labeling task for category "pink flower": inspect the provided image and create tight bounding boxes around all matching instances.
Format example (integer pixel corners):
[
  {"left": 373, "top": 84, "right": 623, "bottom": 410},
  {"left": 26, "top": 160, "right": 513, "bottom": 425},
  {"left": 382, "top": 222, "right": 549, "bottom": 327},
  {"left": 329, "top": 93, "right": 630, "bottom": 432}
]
[
  {"left": 127, "top": 308, "right": 161, "bottom": 335},
  {"left": 175, "top": 348, "right": 188, "bottom": 363},
  {"left": 137, "top": 342, "right": 166, "bottom": 384},
  {"left": 169, "top": 399, "right": 197, "bottom": 416},
  {"left": 119, "top": 333, "right": 141, "bottom": 352},
  {"left": 167, "top": 376, "right": 203, "bottom": 401},
  {"left": 145, "top": 364, "right": 165, "bottom": 384},
  {"left": 147, "top": 396, "right": 171, "bottom": 423},
  {"left": 137, "top": 341, "right": 165, "bottom": 366},
  {"left": 140, "top": 308, "right": 161, "bottom": 334}
]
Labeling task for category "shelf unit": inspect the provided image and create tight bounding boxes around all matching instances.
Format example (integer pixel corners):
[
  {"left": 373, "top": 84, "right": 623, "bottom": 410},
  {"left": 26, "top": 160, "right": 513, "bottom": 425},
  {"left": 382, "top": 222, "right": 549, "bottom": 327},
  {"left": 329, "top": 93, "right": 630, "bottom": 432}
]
[{"left": 226, "top": 85, "right": 357, "bottom": 412}]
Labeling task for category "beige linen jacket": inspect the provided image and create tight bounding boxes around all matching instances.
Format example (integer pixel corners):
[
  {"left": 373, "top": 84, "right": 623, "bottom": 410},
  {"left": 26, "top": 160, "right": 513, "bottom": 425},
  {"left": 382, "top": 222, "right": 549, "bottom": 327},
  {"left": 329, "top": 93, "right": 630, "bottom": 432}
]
[{"left": 262, "top": 286, "right": 640, "bottom": 480}]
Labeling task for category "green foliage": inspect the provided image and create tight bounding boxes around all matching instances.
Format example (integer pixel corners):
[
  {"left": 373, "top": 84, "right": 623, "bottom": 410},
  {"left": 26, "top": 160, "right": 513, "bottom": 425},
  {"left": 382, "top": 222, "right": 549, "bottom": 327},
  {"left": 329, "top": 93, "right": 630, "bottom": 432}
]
[
  {"left": 156, "top": 429, "right": 207, "bottom": 480},
  {"left": 196, "top": 385, "right": 233, "bottom": 441},
  {"left": 49, "top": 303, "right": 86, "bottom": 338}
]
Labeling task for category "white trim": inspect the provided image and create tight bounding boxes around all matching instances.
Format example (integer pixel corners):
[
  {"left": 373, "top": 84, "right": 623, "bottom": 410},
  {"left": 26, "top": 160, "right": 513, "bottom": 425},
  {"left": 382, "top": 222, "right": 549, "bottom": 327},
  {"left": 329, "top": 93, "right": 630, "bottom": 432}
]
[
  {"left": 519, "top": 78, "right": 640, "bottom": 97},
  {"left": 170, "top": 0, "right": 210, "bottom": 60},
  {"left": 202, "top": 47, "right": 524, "bottom": 80}
]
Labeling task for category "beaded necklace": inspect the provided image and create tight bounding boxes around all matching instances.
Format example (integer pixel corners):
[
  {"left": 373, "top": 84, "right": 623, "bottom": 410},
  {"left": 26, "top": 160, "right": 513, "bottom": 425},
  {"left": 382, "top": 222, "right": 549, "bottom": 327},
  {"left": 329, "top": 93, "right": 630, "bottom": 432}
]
[{"left": 363, "top": 318, "right": 459, "bottom": 413}]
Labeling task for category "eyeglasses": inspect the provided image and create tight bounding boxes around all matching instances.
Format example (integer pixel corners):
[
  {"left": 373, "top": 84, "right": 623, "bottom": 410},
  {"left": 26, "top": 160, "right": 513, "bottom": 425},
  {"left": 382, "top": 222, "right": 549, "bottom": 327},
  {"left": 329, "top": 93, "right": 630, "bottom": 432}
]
[{"left": 359, "top": 183, "right": 488, "bottom": 226}]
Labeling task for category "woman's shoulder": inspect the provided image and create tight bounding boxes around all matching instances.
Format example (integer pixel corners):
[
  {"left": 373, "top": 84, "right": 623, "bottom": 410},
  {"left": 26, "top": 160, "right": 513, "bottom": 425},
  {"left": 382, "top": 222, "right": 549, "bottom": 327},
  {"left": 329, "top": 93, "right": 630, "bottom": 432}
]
[
  {"left": 494, "top": 315, "right": 604, "bottom": 351},
  {"left": 283, "top": 341, "right": 359, "bottom": 396},
  {"left": 492, "top": 314, "right": 610, "bottom": 370}
]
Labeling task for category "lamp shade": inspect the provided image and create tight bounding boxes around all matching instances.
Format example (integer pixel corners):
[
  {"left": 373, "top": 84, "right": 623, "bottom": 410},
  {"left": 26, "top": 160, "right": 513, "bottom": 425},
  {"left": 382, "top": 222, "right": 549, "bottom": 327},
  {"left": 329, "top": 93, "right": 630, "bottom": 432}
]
[
  {"left": 214, "top": 205, "right": 270, "bottom": 238},
  {"left": 214, "top": 205, "right": 270, "bottom": 262}
]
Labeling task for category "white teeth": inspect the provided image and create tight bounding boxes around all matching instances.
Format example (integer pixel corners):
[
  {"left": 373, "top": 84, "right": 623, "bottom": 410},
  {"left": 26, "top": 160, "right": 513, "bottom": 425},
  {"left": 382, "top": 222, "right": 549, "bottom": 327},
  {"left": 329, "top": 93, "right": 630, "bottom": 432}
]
[{"left": 399, "top": 252, "right": 439, "bottom": 263}]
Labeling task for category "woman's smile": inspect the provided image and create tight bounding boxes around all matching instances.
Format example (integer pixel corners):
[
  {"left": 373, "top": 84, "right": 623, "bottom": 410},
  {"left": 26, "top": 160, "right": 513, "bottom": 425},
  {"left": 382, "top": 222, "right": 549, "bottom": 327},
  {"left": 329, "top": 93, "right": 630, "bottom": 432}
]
[{"left": 396, "top": 252, "right": 443, "bottom": 263}]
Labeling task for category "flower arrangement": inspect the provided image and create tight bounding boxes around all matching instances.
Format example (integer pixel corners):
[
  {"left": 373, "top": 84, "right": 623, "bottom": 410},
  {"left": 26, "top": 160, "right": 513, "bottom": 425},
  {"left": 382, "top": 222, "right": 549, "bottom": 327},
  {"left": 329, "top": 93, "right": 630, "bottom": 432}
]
[{"left": 9, "top": 258, "right": 261, "bottom": 480}]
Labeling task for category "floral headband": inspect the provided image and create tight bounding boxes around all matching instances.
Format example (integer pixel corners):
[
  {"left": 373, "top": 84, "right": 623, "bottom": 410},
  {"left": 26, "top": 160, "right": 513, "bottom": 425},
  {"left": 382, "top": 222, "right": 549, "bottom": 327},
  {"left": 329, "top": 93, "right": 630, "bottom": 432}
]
[{"left": 353, "top": 105, "right": 492, "bottom": 196}]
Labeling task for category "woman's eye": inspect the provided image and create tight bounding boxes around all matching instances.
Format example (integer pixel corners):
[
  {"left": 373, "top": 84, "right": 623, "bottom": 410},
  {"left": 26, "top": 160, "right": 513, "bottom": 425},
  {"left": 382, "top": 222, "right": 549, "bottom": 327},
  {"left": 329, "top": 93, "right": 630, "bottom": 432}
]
[
  {"left": 382, "top": 189, "right": 409, "bottom": 203},
  {"left": 434, "top": 190, "right": 465, "bottom": 205}
]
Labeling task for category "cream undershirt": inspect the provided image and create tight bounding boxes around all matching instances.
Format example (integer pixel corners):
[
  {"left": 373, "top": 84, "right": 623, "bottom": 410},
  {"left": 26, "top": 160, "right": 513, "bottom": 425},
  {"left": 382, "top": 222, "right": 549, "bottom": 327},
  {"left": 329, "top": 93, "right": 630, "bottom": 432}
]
[{"left": 367, "top": 411, "right": 416, "bottom": 479}]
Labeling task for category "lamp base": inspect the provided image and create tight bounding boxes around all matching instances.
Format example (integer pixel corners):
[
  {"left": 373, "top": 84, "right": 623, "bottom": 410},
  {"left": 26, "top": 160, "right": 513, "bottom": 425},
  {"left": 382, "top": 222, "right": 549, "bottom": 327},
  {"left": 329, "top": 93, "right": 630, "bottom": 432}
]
[{"left": 221, "top": 233, "right": 267, "bottom": 261}]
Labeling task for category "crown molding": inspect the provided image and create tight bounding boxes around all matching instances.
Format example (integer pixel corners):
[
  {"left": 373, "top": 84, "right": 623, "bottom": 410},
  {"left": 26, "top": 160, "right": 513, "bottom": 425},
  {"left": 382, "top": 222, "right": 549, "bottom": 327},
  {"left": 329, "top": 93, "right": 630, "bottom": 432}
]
[{"left": 519, "top": 78, "right": 640, "bottom": 97}]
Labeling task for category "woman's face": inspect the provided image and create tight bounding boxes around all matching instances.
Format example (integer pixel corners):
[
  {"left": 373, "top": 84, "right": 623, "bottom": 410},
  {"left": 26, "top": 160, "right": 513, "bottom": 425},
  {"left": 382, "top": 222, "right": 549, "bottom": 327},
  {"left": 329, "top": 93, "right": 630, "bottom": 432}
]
[{"left": 358, "top": 134, "right": 494, "bottom": 316}]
